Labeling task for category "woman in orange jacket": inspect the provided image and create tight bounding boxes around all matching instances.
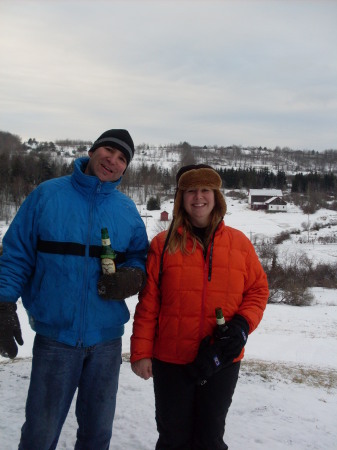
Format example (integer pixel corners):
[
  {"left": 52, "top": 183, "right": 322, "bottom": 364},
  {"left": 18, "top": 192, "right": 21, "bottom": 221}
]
[{"left": 131, "top": 164, "right": 269, "bottom": 450}]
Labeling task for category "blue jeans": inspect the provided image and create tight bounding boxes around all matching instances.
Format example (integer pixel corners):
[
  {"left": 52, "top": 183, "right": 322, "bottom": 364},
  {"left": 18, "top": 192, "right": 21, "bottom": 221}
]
[{"left": 19, "top": 334, "right": 122, "bottom": 450}]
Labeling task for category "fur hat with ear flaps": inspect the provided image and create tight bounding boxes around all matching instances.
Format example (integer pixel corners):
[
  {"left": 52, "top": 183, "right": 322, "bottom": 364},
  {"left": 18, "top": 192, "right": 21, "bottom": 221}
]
[{"left": 173, "top": 164, "right": 227, "bottom": 218}]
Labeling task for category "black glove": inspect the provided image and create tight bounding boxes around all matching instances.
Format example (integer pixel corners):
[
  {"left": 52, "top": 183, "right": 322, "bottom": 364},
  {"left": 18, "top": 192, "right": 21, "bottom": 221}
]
[
  {"left": 186, "top": 336, "right": 229, "bottom": 385},
  {"left": 98, "top": 267, "right": 146, "bottom": 300},
  {"left": 220, "top": 314, "right": 249, "bottom": 361},
  {"left": 0, "top": 302, "right": 24, "bottom": 359}
]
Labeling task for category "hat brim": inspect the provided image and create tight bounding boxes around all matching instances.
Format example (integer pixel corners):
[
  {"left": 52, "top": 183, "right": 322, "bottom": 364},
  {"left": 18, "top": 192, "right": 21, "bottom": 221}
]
[{"left": 178, "top": 168, "right": 222, "bottom": 190}]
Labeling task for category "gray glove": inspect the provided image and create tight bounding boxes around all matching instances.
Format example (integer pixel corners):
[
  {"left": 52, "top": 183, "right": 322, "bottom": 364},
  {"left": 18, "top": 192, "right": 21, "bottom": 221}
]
[
  {"left": 0, "top": 302, "right": 24, "bottom": 359},
  {"left": 98, "top": 267, "right": 146, "bottom": 300}
]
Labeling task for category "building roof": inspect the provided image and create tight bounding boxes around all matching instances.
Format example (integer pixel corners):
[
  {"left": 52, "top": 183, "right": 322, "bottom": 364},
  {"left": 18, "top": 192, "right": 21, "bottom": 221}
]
[
  {"left": 249, "top": 189, "right": 283, "bottom": 197},
  {"left": 265, "top": 196, "right": 287, "bottom": 205}
]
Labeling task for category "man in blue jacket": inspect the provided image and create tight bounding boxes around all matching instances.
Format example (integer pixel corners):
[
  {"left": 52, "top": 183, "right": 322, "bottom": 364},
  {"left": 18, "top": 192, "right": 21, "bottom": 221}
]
[{"left": 0, "top": 129, "right": 148, "bottom": 450}]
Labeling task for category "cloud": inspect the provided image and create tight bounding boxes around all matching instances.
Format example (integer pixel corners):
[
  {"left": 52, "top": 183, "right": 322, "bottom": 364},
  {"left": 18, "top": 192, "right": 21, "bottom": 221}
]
[{"left": 0, "top": 0, "right": 337, "bottom": 150}]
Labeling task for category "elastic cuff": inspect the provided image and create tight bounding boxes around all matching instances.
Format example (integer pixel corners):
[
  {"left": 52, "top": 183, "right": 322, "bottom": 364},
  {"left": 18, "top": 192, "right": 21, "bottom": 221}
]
[{"left": 232, "top": 314, "right": 250, "bottom": 334}]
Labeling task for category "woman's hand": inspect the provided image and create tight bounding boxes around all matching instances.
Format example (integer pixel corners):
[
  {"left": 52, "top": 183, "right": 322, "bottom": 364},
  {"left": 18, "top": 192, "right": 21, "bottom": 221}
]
[{"left": 131, "top": 358, "right": 153, "bottom": 380}]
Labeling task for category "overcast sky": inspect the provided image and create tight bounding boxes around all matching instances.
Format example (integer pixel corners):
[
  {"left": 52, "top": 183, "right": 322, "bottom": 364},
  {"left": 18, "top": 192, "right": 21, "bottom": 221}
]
[{"left": 1, "top": 0, "right": 336, "bottom": 151}]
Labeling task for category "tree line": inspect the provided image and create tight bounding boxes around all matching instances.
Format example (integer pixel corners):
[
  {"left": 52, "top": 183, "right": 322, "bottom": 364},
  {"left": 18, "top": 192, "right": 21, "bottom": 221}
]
[
  {"left": 1, "top": 130, "right": 337, "bottom": 222},
  {"left": 0, "top": 150, "right": 73, "bottom": 223},
  {"left": 291, "top": 172, "right": 336, "bottom": 193},
  {"left": 217, "top": 167, "right": 287, "bottom": 190},
  {"left": 1, "top": 149, "right": 337, "bottom": 217}
]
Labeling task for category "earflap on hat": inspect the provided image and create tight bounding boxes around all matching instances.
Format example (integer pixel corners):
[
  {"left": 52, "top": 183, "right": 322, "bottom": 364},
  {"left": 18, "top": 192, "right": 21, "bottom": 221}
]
[
  {"left": 89, "top": 129, "right": 135, "bottom": 165},
  {"left": 173, "top": 189, "right": 183, "bottom": 218},
  {"left": 214, "top": 189, "right": 227, "bottom": 217}
]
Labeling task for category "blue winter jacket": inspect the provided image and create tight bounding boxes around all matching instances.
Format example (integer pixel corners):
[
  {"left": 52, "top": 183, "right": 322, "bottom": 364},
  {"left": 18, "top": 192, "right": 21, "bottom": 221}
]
[{"left": 0, "top": 157, "right": 148, "bottom": 347}]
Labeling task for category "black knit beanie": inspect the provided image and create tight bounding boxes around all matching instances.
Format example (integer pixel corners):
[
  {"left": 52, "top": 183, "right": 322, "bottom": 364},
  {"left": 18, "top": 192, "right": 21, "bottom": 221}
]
[{"left": 89, "top": 129, "right": 135, "bottom": 166}]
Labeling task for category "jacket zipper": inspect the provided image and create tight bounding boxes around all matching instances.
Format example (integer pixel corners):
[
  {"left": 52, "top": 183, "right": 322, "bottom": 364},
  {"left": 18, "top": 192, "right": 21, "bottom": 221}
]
[
  {"left": 199, "top": 241, "right": 211, "bottom": 342},
  {"left": 78, "top": 181, "right": 102, "bottom": 346},
  {"left": 199, "top": 228, "right": 217, "bottom": 341}
]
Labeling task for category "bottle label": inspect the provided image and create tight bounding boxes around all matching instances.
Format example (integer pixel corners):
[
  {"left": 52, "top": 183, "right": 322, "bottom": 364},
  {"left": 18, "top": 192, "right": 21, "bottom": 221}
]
[
  {"left": 101, "top": 258, "right": 116, "bottom": 274},
  {"left": 216, "top": 317, "right": 225, "bottom": 325},
  {"left": 102, "top": 237, "right": 111, "bottom": 246}
]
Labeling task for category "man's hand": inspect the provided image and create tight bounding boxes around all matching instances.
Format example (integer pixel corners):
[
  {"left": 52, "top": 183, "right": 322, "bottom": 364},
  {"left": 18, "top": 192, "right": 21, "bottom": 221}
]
[
  {"left": 131, "top": 358, "right": 153, "bottom": 380},
  {"left": 98, "top": 267, "right": 146, "bottom": 300},
  {"left": 0, "top": 302, "right": 24, "bottom": 359}
]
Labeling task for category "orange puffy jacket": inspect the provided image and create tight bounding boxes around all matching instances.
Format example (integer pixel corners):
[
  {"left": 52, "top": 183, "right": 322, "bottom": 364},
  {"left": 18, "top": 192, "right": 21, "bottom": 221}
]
[{"left": 130, "top": 222, "right": 269, "bottom": 365}]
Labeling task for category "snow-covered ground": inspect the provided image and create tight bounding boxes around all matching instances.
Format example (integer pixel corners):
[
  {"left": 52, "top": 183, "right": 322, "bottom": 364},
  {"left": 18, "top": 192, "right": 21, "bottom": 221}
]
[{"left": 1, "top": 197, "right": 336, "bottom": 449}]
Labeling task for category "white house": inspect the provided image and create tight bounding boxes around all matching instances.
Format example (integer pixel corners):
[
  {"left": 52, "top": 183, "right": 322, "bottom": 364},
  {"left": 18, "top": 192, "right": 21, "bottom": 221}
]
[{"left": 248, "top": 189, "right": 287, "bottom": 211}]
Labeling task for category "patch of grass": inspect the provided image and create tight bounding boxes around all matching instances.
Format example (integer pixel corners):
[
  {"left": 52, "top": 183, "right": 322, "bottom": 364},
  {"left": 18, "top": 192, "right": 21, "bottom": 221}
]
[
  {"left": 5, "top": 355, "right": 336, "bottom": 393},
  {"left": 241, "top": 359, "right": 337, "bottom": 391}
]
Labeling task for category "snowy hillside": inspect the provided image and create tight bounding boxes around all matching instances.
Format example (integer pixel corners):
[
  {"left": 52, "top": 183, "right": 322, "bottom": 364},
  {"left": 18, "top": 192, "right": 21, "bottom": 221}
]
[{"left": 22, "top": 137, "right": 337, "bottom": 175}]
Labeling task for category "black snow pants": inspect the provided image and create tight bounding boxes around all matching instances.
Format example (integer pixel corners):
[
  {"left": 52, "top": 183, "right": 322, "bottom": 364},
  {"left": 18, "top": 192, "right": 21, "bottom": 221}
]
[{"left": 152, "top": 358, "right": 240, "bottom": 450}]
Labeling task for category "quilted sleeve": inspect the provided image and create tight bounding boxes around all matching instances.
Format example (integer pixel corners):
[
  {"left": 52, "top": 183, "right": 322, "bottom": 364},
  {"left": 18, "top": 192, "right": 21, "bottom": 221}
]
[
  {"left": 0, "top": 188, "right": 41, "bottom": 302},
  {"left": 236, "top": 242, "right": 269, "bottom": 333},
  {"left": 130, "top": 234, "right": 164, "bottom": 362}
]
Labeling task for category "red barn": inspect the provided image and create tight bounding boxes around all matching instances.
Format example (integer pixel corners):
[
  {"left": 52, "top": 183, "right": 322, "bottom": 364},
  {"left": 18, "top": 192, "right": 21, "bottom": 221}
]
[{"left": 160, "top": 211, "right": 169, "bottom": 221}]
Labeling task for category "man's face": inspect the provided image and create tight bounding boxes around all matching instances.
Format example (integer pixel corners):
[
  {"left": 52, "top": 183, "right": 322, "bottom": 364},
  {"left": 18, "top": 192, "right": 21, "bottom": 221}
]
[{"left": 85, "top": 146, "right": 128, "bottom": 182}]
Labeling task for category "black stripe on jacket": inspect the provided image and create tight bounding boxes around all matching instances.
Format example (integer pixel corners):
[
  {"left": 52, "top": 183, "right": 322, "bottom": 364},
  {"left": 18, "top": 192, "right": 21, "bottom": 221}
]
[{"left": 37, "top": 239, "right": 126, "bottom": 263}]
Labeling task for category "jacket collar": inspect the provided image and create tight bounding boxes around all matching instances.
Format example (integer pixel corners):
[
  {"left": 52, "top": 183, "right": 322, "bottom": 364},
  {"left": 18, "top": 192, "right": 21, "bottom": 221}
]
[
  {"left": 71, "top": 157, "right": 122, "bottom": 195},
  {"left": 176, "top": 220, "right": 225, "bottom": 237}
]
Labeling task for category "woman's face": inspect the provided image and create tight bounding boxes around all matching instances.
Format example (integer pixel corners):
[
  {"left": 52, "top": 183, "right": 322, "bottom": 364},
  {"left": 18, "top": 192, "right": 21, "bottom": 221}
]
[{"left": 183, "top": 187, "right": 215, "bottom": 227}]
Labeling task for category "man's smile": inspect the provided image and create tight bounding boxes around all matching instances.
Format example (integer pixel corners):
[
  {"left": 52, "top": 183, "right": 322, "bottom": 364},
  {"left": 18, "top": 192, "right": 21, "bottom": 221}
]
[{"left": 101, "top": 163, "right": 113, "bottom": 173}]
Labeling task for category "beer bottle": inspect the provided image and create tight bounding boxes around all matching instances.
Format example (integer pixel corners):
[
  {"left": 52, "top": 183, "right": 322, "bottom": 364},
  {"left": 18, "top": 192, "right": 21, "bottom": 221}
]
[
  {"left": 101, "top": 227, "right": 116, "bottom": 274},
  {"left": 214, "top": 307, "right": 228, "bottom": 340}
]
